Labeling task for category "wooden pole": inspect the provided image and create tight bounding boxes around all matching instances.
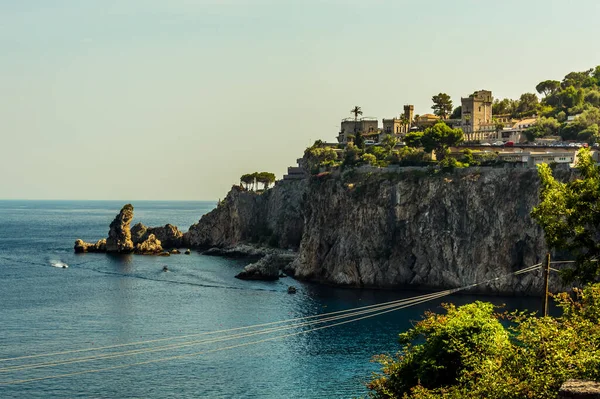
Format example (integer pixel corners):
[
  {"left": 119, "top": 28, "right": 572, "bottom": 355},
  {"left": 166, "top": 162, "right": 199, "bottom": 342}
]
[{"left": 542, "top": 253, "right": 551, "bottom": 317}]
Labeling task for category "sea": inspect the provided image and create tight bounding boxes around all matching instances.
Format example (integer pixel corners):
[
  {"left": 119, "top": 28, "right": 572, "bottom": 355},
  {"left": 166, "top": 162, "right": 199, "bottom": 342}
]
[{"left": 0, "top": 200, "right": 542, "bottom": 399}]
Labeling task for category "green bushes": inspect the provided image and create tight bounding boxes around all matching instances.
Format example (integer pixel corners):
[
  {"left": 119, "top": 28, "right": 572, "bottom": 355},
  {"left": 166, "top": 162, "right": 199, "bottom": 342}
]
[{"left": 367, "top": 285, "right": 600, "bottom": 399}]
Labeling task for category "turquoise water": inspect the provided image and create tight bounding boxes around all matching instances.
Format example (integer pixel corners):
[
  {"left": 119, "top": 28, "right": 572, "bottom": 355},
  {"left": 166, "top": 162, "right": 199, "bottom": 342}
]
[{"left": 0, "top": 200, "right": 541, "bottom": 398}]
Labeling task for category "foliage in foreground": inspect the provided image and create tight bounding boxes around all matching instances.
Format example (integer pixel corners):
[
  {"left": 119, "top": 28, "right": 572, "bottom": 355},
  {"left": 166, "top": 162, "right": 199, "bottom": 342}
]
[
  {"left": 531, "top": 148, "right": 600, "bottom": 283},
  {"left": 367, "top": 285, "right": 600, "bottom": 399}
]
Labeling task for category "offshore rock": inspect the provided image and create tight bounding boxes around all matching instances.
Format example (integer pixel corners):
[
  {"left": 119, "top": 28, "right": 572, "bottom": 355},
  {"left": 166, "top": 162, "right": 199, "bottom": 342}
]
[
  {"left": 203, "top": 245, "right": 271, "bottom": 259},
  {"left": 105, "top": 204, "right": 135, "bottom": 253},
  {"left": 134, "top": 234, "right": 163, "bottom": 254},
  {"left": 184, "top": 181, "right": 306, "bottom": 250},
  {"left": 131, "top": 223, "right": 183, "bottom": 249},
  {"left": 74, "top": 238, "right": 106, "bottom": 253},
  {"left": 235, "top": 253, "right": 297, "bottom": 281}
]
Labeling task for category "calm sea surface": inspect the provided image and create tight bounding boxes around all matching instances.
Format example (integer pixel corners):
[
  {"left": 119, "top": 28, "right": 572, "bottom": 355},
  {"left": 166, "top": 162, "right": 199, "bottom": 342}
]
[{"left": 0, "top": 200, "right": 541, "bottom": 398}]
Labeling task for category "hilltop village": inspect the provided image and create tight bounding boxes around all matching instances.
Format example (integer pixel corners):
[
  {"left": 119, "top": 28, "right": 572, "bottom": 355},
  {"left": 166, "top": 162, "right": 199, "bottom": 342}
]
[{"left": 284, "top": 67, "right": 600, "bottom": 179}]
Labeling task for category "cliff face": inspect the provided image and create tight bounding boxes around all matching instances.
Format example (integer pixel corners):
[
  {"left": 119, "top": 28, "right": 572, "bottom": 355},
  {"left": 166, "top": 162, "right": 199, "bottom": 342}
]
[
  {"left": 290, "top": 168, "right": 564, "bottom": 294},
  {"left": 184, "top": 180, "right": 306, "bottom": 250},
  {"left": 186, "top": 168, "right": 567, "bottom": 295}
]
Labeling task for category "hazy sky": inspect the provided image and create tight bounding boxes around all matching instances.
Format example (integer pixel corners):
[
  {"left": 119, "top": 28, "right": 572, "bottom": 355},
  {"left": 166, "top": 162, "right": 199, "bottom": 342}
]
[{"left": 2, "top": 0, "right": 600, "bottom": 200}]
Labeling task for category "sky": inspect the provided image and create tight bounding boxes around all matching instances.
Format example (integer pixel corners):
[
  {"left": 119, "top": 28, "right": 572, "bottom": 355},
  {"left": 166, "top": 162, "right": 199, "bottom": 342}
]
[{"left": 1, "top": 0, "right": 600, "bottom": 200}]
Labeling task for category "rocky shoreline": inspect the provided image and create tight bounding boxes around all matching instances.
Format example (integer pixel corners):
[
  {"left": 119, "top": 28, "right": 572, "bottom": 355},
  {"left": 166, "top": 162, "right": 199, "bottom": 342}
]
[
  {"left": 74, "top": 204, "right": 296, "bottom": 281},
  {"left": 75, "top": 167, "right": 573, "bottom": 294}
]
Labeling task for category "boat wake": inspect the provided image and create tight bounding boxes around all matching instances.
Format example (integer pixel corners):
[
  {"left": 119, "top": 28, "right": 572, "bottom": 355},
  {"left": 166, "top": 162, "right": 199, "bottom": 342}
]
[{"left": 50, "top": 260, "right": 69, "bottom": 269}]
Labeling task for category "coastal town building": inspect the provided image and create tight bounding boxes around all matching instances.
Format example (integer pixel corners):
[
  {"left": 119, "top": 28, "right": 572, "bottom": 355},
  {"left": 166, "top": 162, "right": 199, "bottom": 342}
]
[
  {"left": 337, "top": 118, "right": 379, "bottom": 143},
  {"left": 461, "top": 90, "right": 494, "bottom": 134},
  {"left": 415, "top": 113, "right": 440, "bottom": 129}
]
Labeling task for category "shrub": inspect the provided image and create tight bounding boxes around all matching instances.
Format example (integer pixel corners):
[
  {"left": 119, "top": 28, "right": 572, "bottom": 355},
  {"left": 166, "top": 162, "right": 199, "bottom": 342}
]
[{"left": 367, "top": 284, "right": 600, "bottom": 399}]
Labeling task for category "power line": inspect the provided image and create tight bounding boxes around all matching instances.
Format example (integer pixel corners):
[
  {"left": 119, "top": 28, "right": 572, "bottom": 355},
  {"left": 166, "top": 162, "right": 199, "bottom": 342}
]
[{"left": 0, "top": 263, "right": 541, "bottom": 386}]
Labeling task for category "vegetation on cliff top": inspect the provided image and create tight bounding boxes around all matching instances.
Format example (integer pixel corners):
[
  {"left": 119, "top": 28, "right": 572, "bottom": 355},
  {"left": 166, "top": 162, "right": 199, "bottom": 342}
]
[
  {"left": 240, "top": 172, "right": 276, "bottom": 191},
  {"left": 509, "top": 66, "right": 600, "bottom": 143}
]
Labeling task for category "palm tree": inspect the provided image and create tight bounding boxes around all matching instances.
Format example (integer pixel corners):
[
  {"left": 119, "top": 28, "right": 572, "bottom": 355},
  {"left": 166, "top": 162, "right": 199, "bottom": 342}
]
[
  {"left": 400, "top": 114, "right": 410, "bottom": 133},
  {"left": 350, "top": 106, "right": 363, "bottom": 121}
]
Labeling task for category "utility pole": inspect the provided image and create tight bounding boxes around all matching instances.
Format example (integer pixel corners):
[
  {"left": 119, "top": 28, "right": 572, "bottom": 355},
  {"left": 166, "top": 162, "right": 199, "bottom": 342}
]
[{"left": 542, "top": 252, "right": 551, "bottom": 317}]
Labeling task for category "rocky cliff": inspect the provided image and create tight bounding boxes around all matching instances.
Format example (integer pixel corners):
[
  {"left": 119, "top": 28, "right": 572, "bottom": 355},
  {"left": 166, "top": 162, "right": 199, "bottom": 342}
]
[
  {"left": 189, "top": 167, "right": 569, "bottom": 295},
  {"left": 184, "top": 180, "right": 306, "bottom": 250}
]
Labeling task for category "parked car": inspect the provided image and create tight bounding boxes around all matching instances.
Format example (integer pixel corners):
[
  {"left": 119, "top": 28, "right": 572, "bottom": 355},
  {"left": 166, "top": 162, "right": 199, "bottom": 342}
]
[
  {"left": 505, "top": 141, "right": 515, "bottom": 147},
  {"left": 364, "top": 140, "right": 376, "bottom": 145}
]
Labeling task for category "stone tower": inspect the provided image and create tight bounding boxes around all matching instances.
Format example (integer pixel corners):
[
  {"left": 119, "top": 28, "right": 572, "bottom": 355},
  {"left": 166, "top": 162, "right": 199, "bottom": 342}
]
[
  {"left": 461, "top": 90, "right": 493, "bottom": 132},
  {"left": 403, "top": 104, "right": 414, "bottom": 122}
]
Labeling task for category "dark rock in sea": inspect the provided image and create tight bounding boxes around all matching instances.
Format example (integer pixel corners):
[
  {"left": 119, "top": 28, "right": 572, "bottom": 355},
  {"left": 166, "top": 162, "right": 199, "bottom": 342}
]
[
  {"left": 74, "top": 238, "right": 106, "bottom": 253},
  {"left": 105, "top": 204, "right": 135, "bottom": 253},
  {"left": 184, "top": 249, "right": 191, "bottom": 255},
  {"left": 235, "top": 253, "right": 296, "bottom": 281},
  {"left": 171, "top": 249, "right": 181, "bottom": 254},
  {"left": 203, "top": 245, "right": 269, "bottom": 259},
  {"left": 162, "top": 266, "right": 169, "bottom": 272},
  {"left": 131, "top": 223, "right": 184, "bottom": 249},
  {"left": 134, "top": 234, "right": 163, "bottom": 254},
  {"left": 157, "top": 251, "right": 171, "bottom": 257},
  {"left": 287, "top": 286, "right": 297, "bottom": 294}
]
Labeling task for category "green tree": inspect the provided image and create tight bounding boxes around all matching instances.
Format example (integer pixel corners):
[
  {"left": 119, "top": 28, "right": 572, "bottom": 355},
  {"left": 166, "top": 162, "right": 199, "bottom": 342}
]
[
  {"left": 404, "top": 131, "right": 423, "bottom": 148},
  {"left": 256, "top": 172, "right": 276, "bottom": 190},
  {"left": 354, "top": 132, "right": 366, "bottom": 149},
  {"left": 516, "top": 93, "right": 539, "bottom": 117},
  {"left": 399, "top": 114, "right": 410, "bottom": 133},
  {"left": 531, "top": 148, "right": 600, "bottom": 283},
  {"left": 525, "top": 116, "right": 561, "bottom": 141},
  {"left": 406, "top": 122, "right": 463, "bottom": 161},
  {"left": 492, "top": 98, "right": 517, "bottom": 116},
  {"left": 578, "top": 123, "right": 599, "bottom": 143},
  {"left": 342, "top": 142, "right": 361, "bottom": 167},
  {"left": 381, "top": 134, "right": 398, "bottom": 152},
  {"left": 536, "top": 80, "right": 561, "bottom": 97},
  {"left": 562, "top": 69, "right": 594, "bottom": 89},
  {"left": 361, "top": 153, "right": 377, "bottom": 166},
  {"left": 368, "top": 302, "right": 510, "bottom": 398},
  {"left": 304, "top": 145, "right": 338, "bottom": 173},
  {"left": 240, "top": 173, "right": 255, "bottom": 190},
  {"left": 368, "top": 284, "right": 600, "bottom": 399},
  {"left": 431, "top": 93, "right": 453, "bottom": 119},
  {"left": 449, "top": 106, "right": 462, "bottom": 120},
  {"left": 350, "top": 105, "right": 363, "bottom": 121}
]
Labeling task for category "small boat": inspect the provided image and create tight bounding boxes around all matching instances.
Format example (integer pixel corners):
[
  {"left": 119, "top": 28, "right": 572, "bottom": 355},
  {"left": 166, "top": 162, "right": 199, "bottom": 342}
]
[{"left": 162, "top": 266, "right": 169, "bottom": 272}]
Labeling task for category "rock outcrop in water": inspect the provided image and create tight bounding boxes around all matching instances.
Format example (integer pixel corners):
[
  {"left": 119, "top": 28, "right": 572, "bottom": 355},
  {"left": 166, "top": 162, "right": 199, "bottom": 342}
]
[
  {"left": 187, "top": 167, "right": 570, "bottom": 295},
  {"left": 105, "top": 204, "right": 135, "bottom": 253},
  {"left": 131, "top": 223, "right": 183, "bottom": 249},
  {"left": 74, "top": 238, "right": 107, "bottom": 253},
  {"left": 134, "top": 234, "right": 163, "bottom": 254},
  {"left": 74, "top": 204, "right": 181, "bottom": 256},
  {"left": 235, "top": 253, "right": 297, "bottom": 281}
]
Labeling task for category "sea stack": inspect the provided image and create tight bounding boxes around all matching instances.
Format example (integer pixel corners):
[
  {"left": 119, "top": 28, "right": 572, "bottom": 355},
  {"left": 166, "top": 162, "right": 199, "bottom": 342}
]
[{"left": 105, "top": 204, "right": 135, "bottom": 253}]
